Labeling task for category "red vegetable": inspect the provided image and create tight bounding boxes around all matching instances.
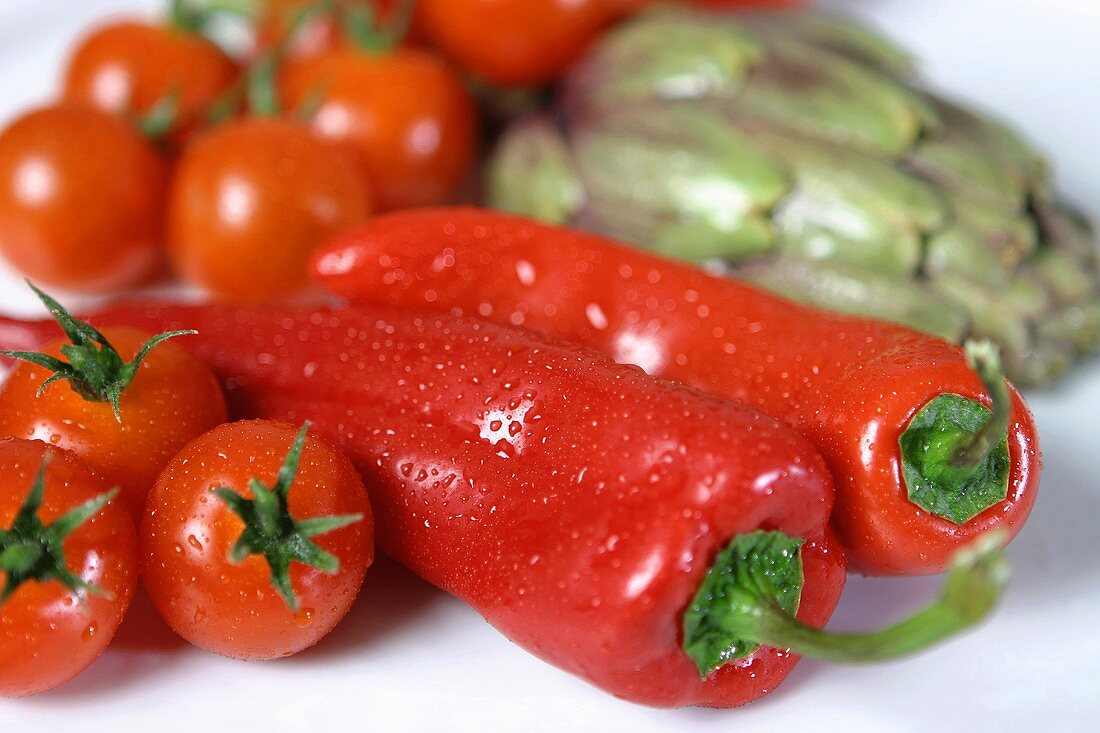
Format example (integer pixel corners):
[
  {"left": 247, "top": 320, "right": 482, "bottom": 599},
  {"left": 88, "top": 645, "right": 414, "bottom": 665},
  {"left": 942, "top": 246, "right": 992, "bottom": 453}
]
[
  {"left": 0, "top": 286, "right": 228, "bottom": 519},
  {"left": 279, "top": 44, "right": 477, "bottom": 211},
  {"left": 142, "top": 420, "right": 373, "bottom": 660},
  {"left": 0, "top": 105, "right": 168, "bottom": 292},
  {"left": 312, "top": 207, "right": 1042, "bottom": 576},
  {"left": 167, "top": 116, "right": 371, "bottom": 300},
  {"left": 62, "top": 19, "right": 239, "bottom": 147},
  {"left": 413, "top": 0, "right": 612, "bottom": 86},
  {"left": 0, "top": 439, "right": 138, "bottom": 698},
  {"left": 0, "top": 302, "right": 1007, "bottom": 707}
]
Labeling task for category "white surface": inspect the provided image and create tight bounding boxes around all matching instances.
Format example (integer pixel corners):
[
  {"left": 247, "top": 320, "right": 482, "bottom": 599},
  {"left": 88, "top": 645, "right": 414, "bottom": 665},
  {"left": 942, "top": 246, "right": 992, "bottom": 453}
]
[{"left": 1, "top": 0, "right": 1099, "bottom": 730}]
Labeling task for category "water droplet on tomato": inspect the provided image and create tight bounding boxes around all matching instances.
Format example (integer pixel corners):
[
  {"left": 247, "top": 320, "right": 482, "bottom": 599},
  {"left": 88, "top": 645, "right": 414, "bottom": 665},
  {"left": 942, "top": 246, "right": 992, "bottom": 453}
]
[
  {"left": 81, "top": 622, "right": 98, "bottom": 642},
  {"left": 294, "top": 608, "right": 315, "bottom": 628}
]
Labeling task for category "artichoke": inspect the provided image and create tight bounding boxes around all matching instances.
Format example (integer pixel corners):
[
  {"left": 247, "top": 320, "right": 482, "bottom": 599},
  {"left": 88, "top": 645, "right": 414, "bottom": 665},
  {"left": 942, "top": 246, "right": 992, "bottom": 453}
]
[{"left": 487, "top": 8, "right": 1100, "bottom": 387}]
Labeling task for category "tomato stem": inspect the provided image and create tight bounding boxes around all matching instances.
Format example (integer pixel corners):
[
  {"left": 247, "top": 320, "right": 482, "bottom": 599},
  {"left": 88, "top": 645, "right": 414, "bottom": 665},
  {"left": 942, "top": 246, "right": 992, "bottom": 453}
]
[
  {"left": 340, "top": 0, "right": 416, "bottom": 54},
  {"left": 0, "top": 452, "right": 119, "bottom": 606},
  {"left": 214, "top": 422, "right": 364, "bottom": 610},
  {"left": 683, "top": 531, "right": 1008, "bottom": 676},
  {"left": 169, "top": 0, "right": 263, "bottom": 31},
  {"left": 0, "top": 282, "right": 196, "bottom": 422},
  {"left": 138, "top": 87, "right": 182, "bottom": 141},
  {"left": 210, "top": 0, "right": 339, "bottom": 119}
]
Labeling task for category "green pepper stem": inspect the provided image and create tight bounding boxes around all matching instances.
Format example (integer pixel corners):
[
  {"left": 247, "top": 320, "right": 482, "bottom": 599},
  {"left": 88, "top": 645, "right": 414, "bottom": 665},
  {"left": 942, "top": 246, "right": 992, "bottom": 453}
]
[
  {"left": 683, "top": 531, "right": 1009, "bottom": 676},
  {"left": 754, "top": 533, "right": 1008, "bottom": 663},
  {"left": 949, "top": 340, "right": 1012, "bottom": 471}
]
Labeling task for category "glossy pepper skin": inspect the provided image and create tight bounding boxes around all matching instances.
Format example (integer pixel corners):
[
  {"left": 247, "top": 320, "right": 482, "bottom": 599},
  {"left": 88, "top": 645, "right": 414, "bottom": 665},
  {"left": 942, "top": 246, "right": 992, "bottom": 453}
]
[
  {"left": 311, "top": 207, "right": 1041, "bottom": 576},
  {"left": 0, "top": 303, "right": 843, "bottom": 709}
]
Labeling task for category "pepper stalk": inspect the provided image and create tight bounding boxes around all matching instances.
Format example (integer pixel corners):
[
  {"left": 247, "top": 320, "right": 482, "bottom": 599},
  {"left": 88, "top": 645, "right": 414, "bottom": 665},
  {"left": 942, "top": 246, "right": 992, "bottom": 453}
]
[
  {"left": 899, "top": 340, "right": 1012, "bottom": 525},
  {"left": 684, "top": 530, "right": 1008, "bottom": 676}
]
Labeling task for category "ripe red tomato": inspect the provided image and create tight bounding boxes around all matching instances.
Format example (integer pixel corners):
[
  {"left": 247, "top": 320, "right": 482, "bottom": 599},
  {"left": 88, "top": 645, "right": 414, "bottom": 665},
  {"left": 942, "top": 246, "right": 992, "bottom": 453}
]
[
  {"left": 413, "top": 0, "right": 611, "bottom": 86},
  {"left": 63, "top": 20, "right": 239, "bottom": 145},
  {"left": 0, "top": 106, "right": 168, "bottom": 292},
  {"left": 0, "top": 289, "right": 228, "bottom": 519},
  {"left": 141, "top": 421, "right": 373, "bottom": 660},
  {"left": 167, "top": 116, "right": 371, "bottom": 300},
  {"left": 0, "top": 438, "right": 138, "bottom": 698},
  {"left": 280, "top": 45, "right": 477, "bottom": 211}
]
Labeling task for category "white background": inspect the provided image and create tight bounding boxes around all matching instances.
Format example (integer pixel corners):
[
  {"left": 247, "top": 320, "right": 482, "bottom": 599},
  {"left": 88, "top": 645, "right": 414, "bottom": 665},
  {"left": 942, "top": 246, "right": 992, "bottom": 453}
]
[{"left": 0, "top": 0, "right": 1098, "bottom": 730}]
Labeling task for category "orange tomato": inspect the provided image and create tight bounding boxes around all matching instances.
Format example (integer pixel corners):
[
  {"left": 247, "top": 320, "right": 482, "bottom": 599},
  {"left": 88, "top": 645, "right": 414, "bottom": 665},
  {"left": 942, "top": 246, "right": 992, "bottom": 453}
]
[
  {"left": 141, "top": 421, "right": 373, "bottom": 660},
  {"left": 167, "top": 117, "right": 371, "bottom": 300},
  {"left": 63, "top": 20, "right": 239, "bottom": 146},
  {"left": 281, "top": 45, "right": 477, "bottom": 210},
  {"left": 0, "top": 325, "right": 228, "bottom": 519},
  {"left": 413, "top": 0, "right": 610, "bottom": 86},
  {"left": 0, "top": 106, "right": 168, "bottom": 292},
  {"left": 0, "top": 439, "right": 138, "bottom": 697}
]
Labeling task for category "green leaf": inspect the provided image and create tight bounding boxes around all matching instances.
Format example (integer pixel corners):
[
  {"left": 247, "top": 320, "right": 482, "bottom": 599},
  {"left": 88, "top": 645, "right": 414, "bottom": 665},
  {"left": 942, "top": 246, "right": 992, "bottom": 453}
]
[
  {"left": 1, "top": 283, "right": 197, "bottom": 418},
  {"left": 213, "top": 422, "right": 364, "bottom": 610},
  {"left": 0, "top": 452, "right": 116, "bottom": 605}
]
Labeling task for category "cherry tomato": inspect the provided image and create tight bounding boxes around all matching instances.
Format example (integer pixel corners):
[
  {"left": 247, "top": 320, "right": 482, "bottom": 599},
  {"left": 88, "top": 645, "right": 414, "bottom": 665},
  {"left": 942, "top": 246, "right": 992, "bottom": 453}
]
[
  {"left": 63, "top": 20, "right": 239, "bottom": 146},
  {"left": 167, "top": 116, "right": 371, "bottom": 300},
  {"left": 142, "top": 420, "right": 373, "bottom": 660},
  {"left": 280, "top": 45, "right": 477, "bottom": 210},
  {"left": 0, "top": 106, "right": 168, "bottom": 292},
  {"left": 0, "top": 438, "right": 138, "bottom": 698},
  {"left": 413, "top": 0, "right": 610, "bottom": 86},
  {"left": 0, "top": 287, "right": 228, "bottom": 519}
]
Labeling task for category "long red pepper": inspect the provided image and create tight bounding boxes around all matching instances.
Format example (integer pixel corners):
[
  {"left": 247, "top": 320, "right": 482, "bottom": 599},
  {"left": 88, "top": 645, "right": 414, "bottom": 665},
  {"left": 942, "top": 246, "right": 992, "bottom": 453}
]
[
  {"left": 312, "top": 207, "right": 1041, "bottom": 576},
  {"left": 0, "top": 303, "right": 1006, "bottom": 707}
]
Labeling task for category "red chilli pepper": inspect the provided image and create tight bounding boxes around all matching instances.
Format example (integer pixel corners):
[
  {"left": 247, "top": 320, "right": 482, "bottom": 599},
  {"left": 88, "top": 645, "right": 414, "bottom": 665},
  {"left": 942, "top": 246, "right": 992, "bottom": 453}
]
[
  {"left": 0, "top": 303, "right": 1005, "bottom": 707},
  {"left": 312, "top": 207, "right": 1041, "bottom": 577}
]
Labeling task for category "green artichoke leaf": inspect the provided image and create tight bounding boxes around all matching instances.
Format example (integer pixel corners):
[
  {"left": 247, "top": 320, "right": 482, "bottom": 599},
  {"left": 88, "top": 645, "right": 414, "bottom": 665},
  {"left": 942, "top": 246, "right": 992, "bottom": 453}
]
[
  {"left": 1031, "top": 248, "right": 1099, "bottom": 304},
  {"left": 1033, "top": 198, "right": 1097, "bottom": 260},
  {"left": 924, "top": 195, "right": 1040, "bottom": 285},
  {"left": 1002, "top": 336, "right": 1075, "bottom": 389},
  {"left": 732, "top": 257, "right": 971, "bottom": 342},
  {"left": 737, "top": 122, "right": 946, "bottom": 275},
  {"left": 931, "top": 274, "right": 1036, "bottom": 352},
  {"left": 1004, "top": 272, "right": 1055, "bottom": 318},
  {"left": 578, "top": 197, "right": 775, "bottom": 261},
  {"left": 1040, "top": 302, "right": 1100, "bottom": 354},
  {"left": 489, "top": 116, "right": 585, "bottom": 225},
  {"left": 571, "top": 12, "right": 763, "bottom": 105},
  {"left": 735, "top": 37, "right": 936, "bottom": 155},
  {"left": 904, "top": 99, "right": 1038, "bottom": 213},
  {"left": 571, "top": 103, "right": 789, "bottom": 259},
  {"left": 736, "top": 13, "right": 916, "bottom": 80}
]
